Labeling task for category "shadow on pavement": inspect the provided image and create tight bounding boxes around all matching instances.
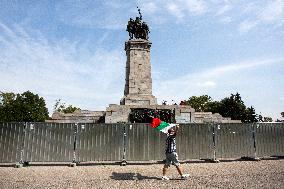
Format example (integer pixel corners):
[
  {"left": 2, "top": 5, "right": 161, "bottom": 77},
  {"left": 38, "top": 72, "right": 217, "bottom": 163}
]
[{"left": 110, "top": 172, "right": 159, "bottom": 180}]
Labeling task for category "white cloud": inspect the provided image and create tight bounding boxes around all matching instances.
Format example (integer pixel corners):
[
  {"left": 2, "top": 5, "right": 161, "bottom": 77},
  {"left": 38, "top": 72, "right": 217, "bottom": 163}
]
[
  {"left": 154, "top": 57, "right": 284, "bottom": 103},
  {"left": 258, "top": 0, "right": 284, "bottom": 22},
  {"left": 168, "top": 0, "right": 207, "bottom": 17},
  {"left": 52, "top": 0, "right": 283, "bottom": 34},
  {"left": 237, "top": 0, "right": 284, "bottom": 33},
  {"left": 55, "top": 0, "right": 132, "bottom": 29},
  {"left": 216, "top": 3, "right": 232, "bottom": 16},
  {"left": 141, "top": 0, "right": 207, "bottom": 22},
  {"left": 167, "top": 3, "right": 185, "bottom": 19},
  {"left": 141, "top": 2, "right": 158, "bottom": 14},
  {"left": 238, "top": 20, "right": 258, "bottom": 33},
  {"left": 183, "top": 0, "right": 207, "bottom": 15},
  {"left": 0, "top": 23, "right": 125, "bottom": 113},
  {"left": 242, "top": 2, "right": 258, "bottom": 14},
  {"left": 198, "top": 58, "right": 284, "bottom": 77},
  {"left": 219, "top": 16, "right": 232, "bottom": 23},
  {"left": 197, "top": 81, "right": 216, "bottom": 87}
]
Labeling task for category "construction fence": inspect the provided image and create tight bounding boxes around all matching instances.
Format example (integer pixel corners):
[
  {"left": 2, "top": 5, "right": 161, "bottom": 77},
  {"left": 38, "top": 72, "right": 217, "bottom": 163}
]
[{"left": 0, "top": 123, "right": 283, "bottom": 163}]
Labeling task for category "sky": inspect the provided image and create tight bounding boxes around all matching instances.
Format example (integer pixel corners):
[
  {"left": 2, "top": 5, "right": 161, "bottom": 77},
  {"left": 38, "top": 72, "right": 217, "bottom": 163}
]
[{"left": 0, "top": 0, "right": 283, "bottom": 120}]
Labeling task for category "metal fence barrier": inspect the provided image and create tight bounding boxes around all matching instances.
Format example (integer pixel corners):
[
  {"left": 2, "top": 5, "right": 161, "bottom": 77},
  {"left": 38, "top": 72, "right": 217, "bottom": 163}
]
[
  {"left": 0, "top": 123, "right": 25, "bottom": 163},
  {"left": 23, "top": 123, "right": 74, "bottom": 162},
  {"left": 76, "top": 123, "right": 124, "bottom": 162},
  {"left": 255, "top": 123, "right": 284, "bottom": 157},
  {"left": 0, "top": 122, "right": 283, "bottom": 164},
  {"left": 215, "top": 123, "right": 255, "bottom": 158}
]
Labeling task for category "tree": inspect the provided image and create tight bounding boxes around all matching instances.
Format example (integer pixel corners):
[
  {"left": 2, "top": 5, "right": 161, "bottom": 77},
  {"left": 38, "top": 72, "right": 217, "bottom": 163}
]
[
  {"left": 244, "top": 106, "right": 258, "bottom": 123},
  {"left": 257, "top": 114, "right": 263, "bottom": 122},
  {"left": 219, "top": 93, "right": 258, "bottom": 123},
  {"left": 276, "top": 112, "right": 284, "bottom": 122},
  {"left": 205, "top": 101, "right": 222, "bottom": 114},
  {"left": 182, "top": 93, "right": 257, "bottom": 123},
  {"left": 53, "top": 99, "right": 81, "bottom": 114},
  {"left": 263, "top": 117, "right": 273, "bottom": 122},
  {"left": 0, "top": 92, "right": 16, "bottom": 122},
  {"left": 0, "top": 91, "right": 49, "bottom": 122},
  {"left": 0, "top": 92, "right": 16, "bottom": 105},
  {"left": 183, "top": 95, "right": 213, "bottom": 112},
  {"left": 219, "top": 93, "right": 248, "bottom": 122}
]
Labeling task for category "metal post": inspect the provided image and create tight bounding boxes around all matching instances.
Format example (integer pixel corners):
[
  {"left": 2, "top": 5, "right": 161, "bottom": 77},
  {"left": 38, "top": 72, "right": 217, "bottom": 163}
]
[
  {"left": 72, "top": 123, "right": 78, "bottom": 165},
  {"left": 15, "top": 122, "right": 26, "bottom": 168},
  {"left": 252, "top": 123, "right": 260, "bottom": 160},
  {"left": 211, "top": 123, "right": 219, "bottom": 163},
  {"left": 20, "top": 122, "right": 27, "bottom": 164},
  {"left": 121, "top": 125, "right": 127, "bottom": 166}
]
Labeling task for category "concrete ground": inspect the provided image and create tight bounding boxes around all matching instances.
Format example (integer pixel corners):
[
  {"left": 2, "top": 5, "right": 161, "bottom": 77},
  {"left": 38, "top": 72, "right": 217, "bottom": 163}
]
[{"left": 0, "top": 159, "right": 283, "bottom": 189}]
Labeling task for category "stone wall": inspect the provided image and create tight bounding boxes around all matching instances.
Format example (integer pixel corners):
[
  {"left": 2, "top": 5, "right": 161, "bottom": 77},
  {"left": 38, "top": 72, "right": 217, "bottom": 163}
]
[
  {"left": 194, "top": 112, "right": 242, "bottom": 123},
  {"left": 47, "top": 110, "right": 105, "bottom": 123}
]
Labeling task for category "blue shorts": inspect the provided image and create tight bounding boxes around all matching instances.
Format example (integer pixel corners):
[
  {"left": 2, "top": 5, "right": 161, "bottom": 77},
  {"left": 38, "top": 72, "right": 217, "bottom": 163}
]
[{"left": 164, "top": 152, "right": 180, "bottom": 167}]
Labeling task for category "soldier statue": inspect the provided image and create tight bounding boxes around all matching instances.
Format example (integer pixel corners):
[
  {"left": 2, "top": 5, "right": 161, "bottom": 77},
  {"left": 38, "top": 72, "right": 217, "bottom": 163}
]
[{"left": 126, "top": 18, "right": 135, "bottom": 39}]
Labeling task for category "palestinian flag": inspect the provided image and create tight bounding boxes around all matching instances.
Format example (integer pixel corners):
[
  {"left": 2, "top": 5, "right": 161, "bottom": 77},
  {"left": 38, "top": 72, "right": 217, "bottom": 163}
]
[{"left": 150, "top": 118, "right": 177, "bottom": 133}]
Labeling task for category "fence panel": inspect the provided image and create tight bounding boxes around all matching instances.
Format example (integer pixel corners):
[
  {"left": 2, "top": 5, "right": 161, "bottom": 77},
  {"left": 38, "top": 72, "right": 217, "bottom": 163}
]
[
  {"left": 125, "top": 124, "right": 213, "bottom": 161},
  {"left": 76, "top": 124, "right": 124, "bottom": 162},
  {"left": 23, "top": 123, "right": 74, "bottom": 162},
  {"left": 0, "top": 123, "right": 25, "bottom": 163},
  {"left": 177, "top": 124, "right": 213, "bottom": 160},
  {"left": 197, "top": 124, "right": 214, "bottom": 159},
  {"left": 256, "top": 123, "right": 284, "bottom": 157},
  {"left": 125, "top": 124, "right": 165, "bottom": 161},
  {"left": 215, "top": 123, "right": 254, "bottom": 158}
]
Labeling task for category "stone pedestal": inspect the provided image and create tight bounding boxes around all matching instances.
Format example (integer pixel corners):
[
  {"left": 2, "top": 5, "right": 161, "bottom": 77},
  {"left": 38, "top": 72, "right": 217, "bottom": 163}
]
[
  {"left": 120, "top": 39, "right": 157, "bottom": 106},
  {"left": 105, "top": 104, "right": 195, "bottom": 123}
]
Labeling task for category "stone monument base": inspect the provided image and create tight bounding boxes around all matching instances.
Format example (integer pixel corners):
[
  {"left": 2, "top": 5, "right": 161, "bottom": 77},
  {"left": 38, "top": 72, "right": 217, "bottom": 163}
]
[
  {"left": 120, "top": 94, "right": 157, "bottom": 106},
  {"left": 105, "top": 104, "right": 195, "bottom": 123}
]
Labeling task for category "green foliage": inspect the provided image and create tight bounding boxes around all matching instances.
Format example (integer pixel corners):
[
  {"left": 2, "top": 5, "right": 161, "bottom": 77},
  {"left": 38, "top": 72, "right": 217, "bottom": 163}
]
[
  {"left": 219, "top": 93, "right": 246, "bottom": 122},
  {"left": 205, "top": 101, "right": 223, "bottom": 114},
  {"left": 183, "top": 95, "right": 212, "bottom": 112},
  {"left": 183, "top": 93, "right": 258, "bottom": 123},
  {"left": 257, "top": 114, "right": 263, "bottom": 122},
  {"left": 245, "top": 106, "right": 258, "bottom": 123},
  {"left": 53, "top": 99, "right": 81, "bottom": 113},
  {"left": 217, "top": 93, "right": 259, "bottom": 123},
  {"left": 263, "top": 117, "right": 273, "bottom": 122},
  {"left": 0, "top": 91, "right": 49, "bottom": 122},
  {"left": 0, "top": 92, "right": 16, "bottom": 122},
  {"left": 275, "top": 112, "right": 284, "bottom": 122}
]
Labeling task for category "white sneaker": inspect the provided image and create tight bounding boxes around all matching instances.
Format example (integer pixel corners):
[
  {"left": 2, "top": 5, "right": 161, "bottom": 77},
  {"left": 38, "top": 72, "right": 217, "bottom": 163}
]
[
  {"left": 161, "top": 176, "right": 170, "bottom": 180},
  {"left": 181, "top": 174, "right": 190, "bottom": 179}
]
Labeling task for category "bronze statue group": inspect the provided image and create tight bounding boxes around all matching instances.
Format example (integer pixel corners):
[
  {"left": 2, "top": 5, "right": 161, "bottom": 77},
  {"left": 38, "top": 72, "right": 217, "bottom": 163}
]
[{"left": 126, "top": 8, "right": 150, "bottom": 40}]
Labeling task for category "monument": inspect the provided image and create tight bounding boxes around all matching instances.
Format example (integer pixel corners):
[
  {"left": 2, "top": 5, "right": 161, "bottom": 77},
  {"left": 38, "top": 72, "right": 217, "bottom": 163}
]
[
  {"left": 120, "top": 28, "right": 156, "bottom": 105},
  {"left": 48, "top": 8, "right": 241, "bottom": 124},
  {"left": 104, "top": 8, "right": 195, "bottom": 123}
]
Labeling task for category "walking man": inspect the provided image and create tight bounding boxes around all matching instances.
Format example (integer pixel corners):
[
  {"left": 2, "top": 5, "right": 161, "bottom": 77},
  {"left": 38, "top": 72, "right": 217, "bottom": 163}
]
[{"left": 162, "top": 125, "right": 190, "bottom": 180}]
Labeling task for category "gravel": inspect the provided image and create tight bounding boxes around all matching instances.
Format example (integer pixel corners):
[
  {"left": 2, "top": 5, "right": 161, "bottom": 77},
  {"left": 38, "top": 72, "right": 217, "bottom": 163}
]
[{"left": 0, "top": 159, "right": 283, "bottom": 189}]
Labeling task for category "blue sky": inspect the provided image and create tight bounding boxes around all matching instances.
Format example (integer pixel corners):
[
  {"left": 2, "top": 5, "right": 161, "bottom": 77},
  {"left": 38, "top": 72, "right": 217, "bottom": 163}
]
[{"left": 0, "top": 0, "right": 283, "bottom": 120}]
